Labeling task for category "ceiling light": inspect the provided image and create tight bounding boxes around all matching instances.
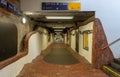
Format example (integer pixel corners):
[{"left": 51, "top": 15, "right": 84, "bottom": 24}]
[
  {"left": 54, "top": 30, "right": 63, "bottom": 31},
  {"left": 23, "top": 11, "right": 41, "bottom": 15},
  {"left": 46, "top": 16, "right": 73, "bottom": 19},
  {"left": 23, "top": 11, "right": 33, "bottom": 15},
  {"left": 53, "top": 27, "right": 66, "bottom": 28}
]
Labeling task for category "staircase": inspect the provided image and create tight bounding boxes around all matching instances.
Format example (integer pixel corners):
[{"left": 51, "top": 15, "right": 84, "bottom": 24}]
[{"left": 102, "top": 58, "right": 120, "bottom": 77}]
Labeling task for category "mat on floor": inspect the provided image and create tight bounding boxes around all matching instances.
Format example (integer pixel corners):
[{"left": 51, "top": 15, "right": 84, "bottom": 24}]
[{"left": 43, "top": 48, "right": 79, "bottom": 65}]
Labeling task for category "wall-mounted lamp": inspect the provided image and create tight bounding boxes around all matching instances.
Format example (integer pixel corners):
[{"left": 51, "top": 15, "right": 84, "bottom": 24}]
[{"left": 21, "top": 17, "right": 27, "bottom": 24}]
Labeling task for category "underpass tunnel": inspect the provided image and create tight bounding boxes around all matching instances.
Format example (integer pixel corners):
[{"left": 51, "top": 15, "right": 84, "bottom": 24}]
[
  {"left": 0, "top": 0, "right": 117, "bottom": 77},
  {"left": 25, "top": 11, "right": 95, "bottom": 52}
]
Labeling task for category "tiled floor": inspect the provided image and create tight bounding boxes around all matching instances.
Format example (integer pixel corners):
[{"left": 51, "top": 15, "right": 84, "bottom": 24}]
[{"left": 17, "top": 43, "right": 109, "bottom": 77}]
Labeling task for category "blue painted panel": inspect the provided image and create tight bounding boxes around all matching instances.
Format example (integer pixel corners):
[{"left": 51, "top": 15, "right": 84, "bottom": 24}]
[{"left": 42, "top": 2, "right": 68, "bottom": 10}]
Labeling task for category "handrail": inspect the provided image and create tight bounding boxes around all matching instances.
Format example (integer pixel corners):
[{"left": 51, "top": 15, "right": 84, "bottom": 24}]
[{"left": 101, "top": 37, "right": 120, "bottom": 50}]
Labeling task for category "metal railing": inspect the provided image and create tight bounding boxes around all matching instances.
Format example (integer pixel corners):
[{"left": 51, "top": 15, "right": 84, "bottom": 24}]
[{"left": 101, "top": 37, "right": 120, "bottom": 50}]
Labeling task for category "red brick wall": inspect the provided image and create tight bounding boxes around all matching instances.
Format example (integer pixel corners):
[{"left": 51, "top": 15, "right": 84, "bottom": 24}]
[{"left": 92, "top": 18, "right": 114, "bottom": 68}]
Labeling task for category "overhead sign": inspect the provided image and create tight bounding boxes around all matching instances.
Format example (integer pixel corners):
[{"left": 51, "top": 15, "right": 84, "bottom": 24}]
[
  {"left": 68, "top": 2, "right": 81, "bottom": 10},
  {"left": 42, "top": 2, "right": 81, "bottom": 11},
  {"left": 42, "top": 2, "right": 68, "bottom": 10}
]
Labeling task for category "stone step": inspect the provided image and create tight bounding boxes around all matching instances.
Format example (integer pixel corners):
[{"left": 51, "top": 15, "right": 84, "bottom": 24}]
[
  {"left": 110, "top": 61, "right": 120, "bottom": 71},
  {"left": 102, "top": 65, "right": 120, "bottom": 77}
]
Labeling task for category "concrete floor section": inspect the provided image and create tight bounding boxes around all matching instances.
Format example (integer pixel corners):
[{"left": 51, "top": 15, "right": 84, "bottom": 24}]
[
  {"left": 17, "top": 43, "right": 109, "bottom": 77},
  {"left": 43, "top": 48, "right": 79, "bottom": 65}
]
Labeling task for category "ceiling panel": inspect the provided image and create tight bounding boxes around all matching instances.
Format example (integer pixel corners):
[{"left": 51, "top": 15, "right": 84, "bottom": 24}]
[{"left": 28, "top": 11, "right": 95, "bottom": 23}]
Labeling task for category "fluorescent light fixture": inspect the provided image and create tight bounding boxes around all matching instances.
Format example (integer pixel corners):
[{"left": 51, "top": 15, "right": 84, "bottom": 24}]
[
  {"left": 53, "top": 27, "right": 66, "bottom": 29},
  {"left": 25, "top": 12, "right": 33, "bottom": 15},
  {"left": 46, "top": 16, "right": 73, "bottom": 19},
  {"left": 23, "top": 11, "right": 34, "bottom": 15},
  {"left": 54, "top": 30, "right": 63, "bottom": 31},
  {"left": 23, "top": 11, "right": 41, "bottom": 15}
]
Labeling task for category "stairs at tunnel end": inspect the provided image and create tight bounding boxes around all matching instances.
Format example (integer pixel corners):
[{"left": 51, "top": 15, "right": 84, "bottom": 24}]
[{"left": 102, "top": 58, "right": 120, "bottom": 77}]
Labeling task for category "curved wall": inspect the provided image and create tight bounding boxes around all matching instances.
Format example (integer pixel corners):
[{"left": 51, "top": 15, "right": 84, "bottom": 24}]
[
  {"left": 0, "top": 32, "right": 42, "bottom": 77},
  {"left": 28, "top": 32, "right": 42, "bottom": 59}
]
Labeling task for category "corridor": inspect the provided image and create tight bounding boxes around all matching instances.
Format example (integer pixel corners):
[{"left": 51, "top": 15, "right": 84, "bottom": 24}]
[
  {"left": 17, "top": 43, "right": 108, "bottom": 77},
  {"left": 1, "top": 0, "right": 119, "bottom": 77}
]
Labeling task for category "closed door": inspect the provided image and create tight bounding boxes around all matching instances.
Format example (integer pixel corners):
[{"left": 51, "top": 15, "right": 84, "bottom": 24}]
[{"left": 76, "top": 32, "right": 79, "bottom": 53}]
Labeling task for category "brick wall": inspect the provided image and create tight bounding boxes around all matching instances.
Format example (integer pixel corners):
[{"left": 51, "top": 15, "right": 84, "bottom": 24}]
[{"left": 92, "top": 18, "right": 114, "bottom": 68}]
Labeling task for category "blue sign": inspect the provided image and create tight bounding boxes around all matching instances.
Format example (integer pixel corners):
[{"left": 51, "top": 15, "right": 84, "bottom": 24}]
[
  {"left": 14, "top": 7, "right": 17, "bottom": 13},
  {"left": 17, "top": 10, "right": 22, "bottom": 16},
  {"left": 42, "top": 2, "right": 68, "bottom": 10},
  {"left": 7, "top": 3, "right": 14, "bottom": 12},
  {"left": 0, "top": 0, "right": 7, "bottom": 8},
  {"left": 0, "top": 0, "right": 22, "bottom": 16}
]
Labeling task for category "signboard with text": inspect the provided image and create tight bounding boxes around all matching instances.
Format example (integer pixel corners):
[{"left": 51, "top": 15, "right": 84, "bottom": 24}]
[
  {"left": 0, "top": 0, "right": 22, "bottom": 16},
  {"left": 42, "top": 2, "right": 81, "bottom": 11},
  {"left": 7, "top": 3, "right": 14, "bottom": 12},
  {"left": 42, "top": 2, "right": 68, "bottom": 10}
]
